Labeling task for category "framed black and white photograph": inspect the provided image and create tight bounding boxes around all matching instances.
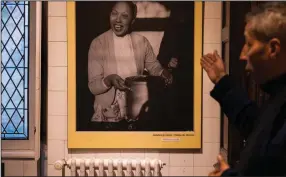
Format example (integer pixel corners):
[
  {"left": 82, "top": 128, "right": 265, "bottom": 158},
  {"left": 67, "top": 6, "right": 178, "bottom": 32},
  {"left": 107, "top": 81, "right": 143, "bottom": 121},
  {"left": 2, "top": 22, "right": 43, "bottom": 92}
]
[{"left": 67, "top": 1, "right": 203, "bottom": 149}]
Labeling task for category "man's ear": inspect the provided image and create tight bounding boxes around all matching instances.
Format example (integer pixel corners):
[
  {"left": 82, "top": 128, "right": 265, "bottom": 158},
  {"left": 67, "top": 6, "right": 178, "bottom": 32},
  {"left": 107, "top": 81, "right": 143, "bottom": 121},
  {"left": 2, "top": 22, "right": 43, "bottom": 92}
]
[{"left": 269, "top": 38, "right": 281, "bottom": 59}]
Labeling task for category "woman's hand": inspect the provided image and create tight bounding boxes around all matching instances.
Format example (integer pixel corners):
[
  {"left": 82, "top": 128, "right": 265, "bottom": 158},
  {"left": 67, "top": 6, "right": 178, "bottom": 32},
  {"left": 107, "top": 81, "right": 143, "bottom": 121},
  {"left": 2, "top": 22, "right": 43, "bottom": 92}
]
[
  {"left": 161, "top": 69, "right": 173, "bottom": 85},
  {"left": 104, "top": 74, "right": 130, "bottom": 91},
  {"left": 168, "top": 57, "right": 179, "bottom": 69}
]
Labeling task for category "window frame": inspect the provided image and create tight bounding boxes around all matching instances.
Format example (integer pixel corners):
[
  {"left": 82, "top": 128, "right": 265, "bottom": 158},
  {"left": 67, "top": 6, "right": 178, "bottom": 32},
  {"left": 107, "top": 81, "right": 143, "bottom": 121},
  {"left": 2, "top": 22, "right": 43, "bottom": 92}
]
[{"left": 1, "top": 1, "right": 41, "bottom": 160}]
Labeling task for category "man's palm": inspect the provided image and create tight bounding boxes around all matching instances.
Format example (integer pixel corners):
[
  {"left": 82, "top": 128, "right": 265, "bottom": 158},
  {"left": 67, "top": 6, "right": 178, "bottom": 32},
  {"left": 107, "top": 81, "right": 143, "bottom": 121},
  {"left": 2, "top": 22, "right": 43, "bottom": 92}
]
[{"left": 201, "top": 51, "right": 226, "bottom": 84}]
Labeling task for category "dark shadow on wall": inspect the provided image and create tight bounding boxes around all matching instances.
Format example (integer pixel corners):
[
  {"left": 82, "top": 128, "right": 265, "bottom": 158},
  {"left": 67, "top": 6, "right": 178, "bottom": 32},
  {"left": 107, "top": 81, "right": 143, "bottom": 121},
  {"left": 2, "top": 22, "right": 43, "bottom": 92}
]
[{"left": 40, "top": 2, "right": 48, "bottom": 177}]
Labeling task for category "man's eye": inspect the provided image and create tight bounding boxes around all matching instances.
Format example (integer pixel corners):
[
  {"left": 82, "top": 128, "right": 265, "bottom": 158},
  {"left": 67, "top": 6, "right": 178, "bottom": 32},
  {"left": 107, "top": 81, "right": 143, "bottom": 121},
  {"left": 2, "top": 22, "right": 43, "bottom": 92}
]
[{"left": 122, "top": 14, "right": 129, "bottom": 18}]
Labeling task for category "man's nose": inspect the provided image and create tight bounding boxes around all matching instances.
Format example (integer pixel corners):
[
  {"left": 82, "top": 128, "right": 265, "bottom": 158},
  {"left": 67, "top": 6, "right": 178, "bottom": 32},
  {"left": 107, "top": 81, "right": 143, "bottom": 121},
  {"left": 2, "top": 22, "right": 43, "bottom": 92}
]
[
  {"left": 240, "top": 45, "right": 248, "bottom": 61},
  {"left": 240, "top": 45, "right": 252, "bottom": 72},
  {"left": 240, "top": 54, "right": 248, "bottom": 61}
]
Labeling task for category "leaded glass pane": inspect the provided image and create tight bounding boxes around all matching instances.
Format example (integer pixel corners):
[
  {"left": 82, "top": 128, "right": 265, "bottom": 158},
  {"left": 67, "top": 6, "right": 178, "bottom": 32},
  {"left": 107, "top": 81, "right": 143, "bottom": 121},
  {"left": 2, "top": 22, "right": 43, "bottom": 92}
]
[{"left": 1, "top": 1, "right": 29, "bottom": 140}]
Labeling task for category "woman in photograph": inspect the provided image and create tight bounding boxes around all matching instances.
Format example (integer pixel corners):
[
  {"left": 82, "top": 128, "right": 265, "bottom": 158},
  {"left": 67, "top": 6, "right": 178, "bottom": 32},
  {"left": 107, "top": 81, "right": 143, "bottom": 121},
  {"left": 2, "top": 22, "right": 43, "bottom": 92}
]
[{"left": 88, "top": 1, "right": 173, "bottom": 130}]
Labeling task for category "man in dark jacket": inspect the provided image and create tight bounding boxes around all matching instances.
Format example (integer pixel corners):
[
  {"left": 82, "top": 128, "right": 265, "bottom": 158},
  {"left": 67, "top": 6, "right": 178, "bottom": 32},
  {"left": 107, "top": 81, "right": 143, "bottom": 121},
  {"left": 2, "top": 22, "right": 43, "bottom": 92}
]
[{"left": 201, "top": 2, "right": 286, "bottom": 176}]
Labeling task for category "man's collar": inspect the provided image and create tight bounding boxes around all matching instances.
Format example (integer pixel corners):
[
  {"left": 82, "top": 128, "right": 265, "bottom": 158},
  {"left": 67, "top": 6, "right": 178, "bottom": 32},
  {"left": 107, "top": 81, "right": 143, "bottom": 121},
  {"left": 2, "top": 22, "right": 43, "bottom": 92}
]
[{"left": 260, "top": 73, "right": 286, "bottom": 95}]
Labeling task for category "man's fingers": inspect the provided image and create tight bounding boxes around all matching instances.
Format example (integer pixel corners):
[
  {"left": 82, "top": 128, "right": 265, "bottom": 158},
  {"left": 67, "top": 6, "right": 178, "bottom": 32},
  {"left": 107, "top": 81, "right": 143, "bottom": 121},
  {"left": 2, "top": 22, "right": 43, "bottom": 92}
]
[
  {"left": 201, "top": 57, "right": 212, "bottom": 69},
  {"left": 207, "top": 154, "right": 229, "bottom": 177},
  {"left": 203, "top": 54, "right": 215, "bottom": 64},
  {"left": 205, "top": 53, "right": 213, "bottom": 58},
  {"left": 217, "top": 154, "right": 229, "bottom": 169},
  {"left": 200, "top": 60, "right": 210, "bottom": 72},
  {"left": 216, "top": 154, "right": 230, "bottom": 171},
  {"left": 217, "top": 154, "right": 226, "bottom": 164},
  {"left": 209, "top": 53, "right": 217, "bottom": 62},
  {"left": 201, "top": 55, "right": 212, "bottom": 63},
  {"left": 213, "top": 50, "right": 222, "bottom": 61},
  {"left": 205, "top": 53, "right": 216, "bottom": 62},
  {"left": 208, "top": 172, "right": 214, "bottom": 176},
  {"left": 208, "top": 169, "right": 219, "bottom": 176},
  {"left": 200, "top": 59, "right": 207, "bottom": 68}
]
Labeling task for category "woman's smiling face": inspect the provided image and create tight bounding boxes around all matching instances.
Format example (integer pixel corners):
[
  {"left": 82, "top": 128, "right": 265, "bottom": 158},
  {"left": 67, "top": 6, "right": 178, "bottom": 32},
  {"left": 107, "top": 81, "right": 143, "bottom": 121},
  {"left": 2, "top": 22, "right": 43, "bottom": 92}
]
[{"left": 110, "top": 2, "right": 134, "bottom": 37}]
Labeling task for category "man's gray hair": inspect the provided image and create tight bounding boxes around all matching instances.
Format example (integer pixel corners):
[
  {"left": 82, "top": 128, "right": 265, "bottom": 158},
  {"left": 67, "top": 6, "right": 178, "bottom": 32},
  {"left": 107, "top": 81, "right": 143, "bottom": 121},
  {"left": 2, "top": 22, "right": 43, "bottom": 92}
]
[{"left": 246, "top": 2, "right": 286, "bottom": 43}]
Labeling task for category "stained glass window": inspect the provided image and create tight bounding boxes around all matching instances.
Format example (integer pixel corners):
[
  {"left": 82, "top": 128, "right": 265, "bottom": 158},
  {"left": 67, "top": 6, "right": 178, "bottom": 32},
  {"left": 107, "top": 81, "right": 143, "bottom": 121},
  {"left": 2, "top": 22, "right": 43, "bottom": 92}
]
[{"left": 1, "top": 1, "right": 29, "bottom": 140}]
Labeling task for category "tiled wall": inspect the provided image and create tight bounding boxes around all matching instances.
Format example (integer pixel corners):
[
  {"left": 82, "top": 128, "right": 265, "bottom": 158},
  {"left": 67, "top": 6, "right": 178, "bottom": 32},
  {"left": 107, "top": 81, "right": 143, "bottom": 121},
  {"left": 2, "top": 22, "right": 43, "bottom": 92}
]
[
  {"left": 2, "top": 160, "right": 38, "bottom": 176},
  {"left": 46, "top": 2, "right": 222, "bottom": 176}
]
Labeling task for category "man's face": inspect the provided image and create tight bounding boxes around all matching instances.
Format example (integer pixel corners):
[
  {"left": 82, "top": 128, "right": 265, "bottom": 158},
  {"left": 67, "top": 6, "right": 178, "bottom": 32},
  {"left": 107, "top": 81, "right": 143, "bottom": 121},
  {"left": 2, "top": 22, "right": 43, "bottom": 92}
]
[
  {"left": 110, "top": 2, "right": 134, "bottom": 37},
  {"left": 240, "top": 23, "right": 270, "bottom": 84}
]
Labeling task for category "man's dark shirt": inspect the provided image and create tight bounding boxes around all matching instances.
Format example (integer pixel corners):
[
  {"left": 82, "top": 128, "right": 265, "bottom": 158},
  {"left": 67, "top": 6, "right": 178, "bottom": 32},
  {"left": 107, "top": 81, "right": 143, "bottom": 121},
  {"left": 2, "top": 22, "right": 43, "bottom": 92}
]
[{"left": 210, "top": 74, "right": 286, "bottom": 176}]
